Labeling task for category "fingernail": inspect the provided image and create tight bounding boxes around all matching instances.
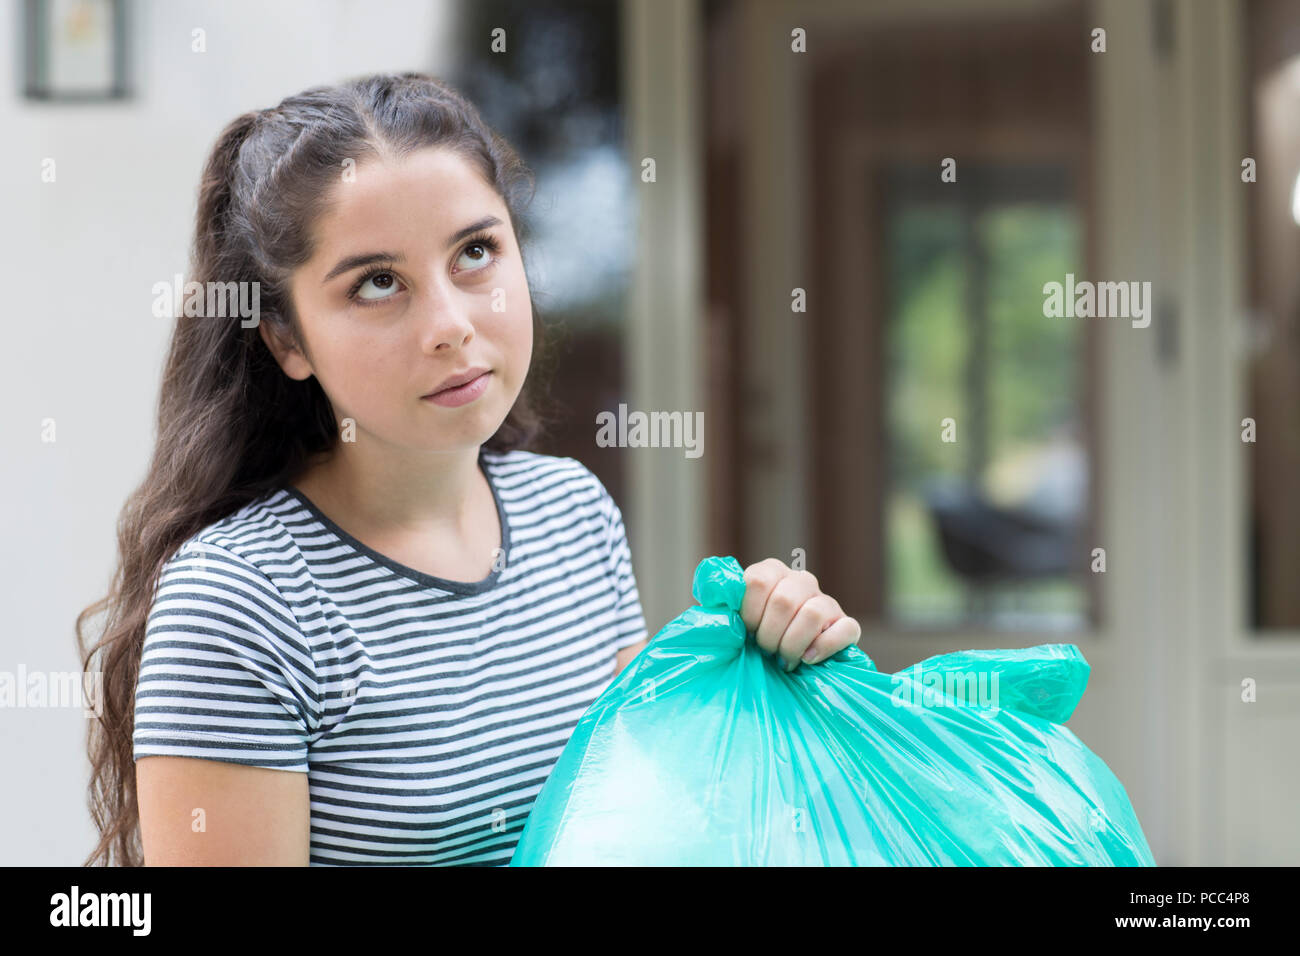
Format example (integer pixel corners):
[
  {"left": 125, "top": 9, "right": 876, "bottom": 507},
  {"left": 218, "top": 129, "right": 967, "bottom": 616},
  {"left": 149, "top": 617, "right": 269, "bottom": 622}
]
[{"left": 801, "top": 648, "right": 818, "bottom": 664}]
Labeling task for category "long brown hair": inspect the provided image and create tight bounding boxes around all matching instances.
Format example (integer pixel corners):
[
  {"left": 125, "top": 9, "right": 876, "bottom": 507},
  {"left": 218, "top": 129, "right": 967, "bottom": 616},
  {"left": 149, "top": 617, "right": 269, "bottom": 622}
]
[{"left": 75, "top": 72, "right": 557, "bottom": 866}]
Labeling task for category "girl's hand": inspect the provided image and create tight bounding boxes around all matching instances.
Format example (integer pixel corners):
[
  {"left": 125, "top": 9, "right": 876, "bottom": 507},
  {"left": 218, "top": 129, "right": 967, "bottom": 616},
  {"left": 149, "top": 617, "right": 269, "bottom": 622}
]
[{"left": 738, "top": 558, "right": 862, "bottom": 672}]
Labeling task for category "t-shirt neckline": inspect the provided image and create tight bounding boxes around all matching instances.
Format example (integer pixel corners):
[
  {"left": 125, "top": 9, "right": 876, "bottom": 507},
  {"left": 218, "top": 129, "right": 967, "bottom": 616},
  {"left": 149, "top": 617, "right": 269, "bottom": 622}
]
[{"left": 283, "top": 447, "right": 511, "bottom": 596}]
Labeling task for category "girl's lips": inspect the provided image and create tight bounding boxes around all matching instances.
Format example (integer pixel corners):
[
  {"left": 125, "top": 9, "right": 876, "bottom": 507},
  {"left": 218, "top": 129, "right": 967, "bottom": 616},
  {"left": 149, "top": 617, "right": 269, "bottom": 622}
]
[{"left": 421, "top": 370, "right": 491, "bottom": 407}]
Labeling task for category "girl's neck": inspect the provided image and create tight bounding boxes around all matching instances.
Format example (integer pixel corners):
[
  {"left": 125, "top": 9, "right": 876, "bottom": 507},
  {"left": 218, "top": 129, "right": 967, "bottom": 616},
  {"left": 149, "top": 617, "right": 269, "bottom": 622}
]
[{"left": 288, "top": 445, "right": 487, "bottom": 540}]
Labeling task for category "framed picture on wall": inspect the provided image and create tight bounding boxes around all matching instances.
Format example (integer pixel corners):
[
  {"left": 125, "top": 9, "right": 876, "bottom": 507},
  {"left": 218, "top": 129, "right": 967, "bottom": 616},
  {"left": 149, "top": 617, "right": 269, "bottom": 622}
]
[{"left": 23, "top": 0, "right": 131, "bottom": 101}]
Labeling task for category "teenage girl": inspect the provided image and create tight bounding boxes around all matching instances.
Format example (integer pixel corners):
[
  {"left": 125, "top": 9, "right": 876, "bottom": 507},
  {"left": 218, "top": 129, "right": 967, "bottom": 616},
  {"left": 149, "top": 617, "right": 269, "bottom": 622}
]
[{"left": 77, "top": 72, "right": 862, "bottom": 866}]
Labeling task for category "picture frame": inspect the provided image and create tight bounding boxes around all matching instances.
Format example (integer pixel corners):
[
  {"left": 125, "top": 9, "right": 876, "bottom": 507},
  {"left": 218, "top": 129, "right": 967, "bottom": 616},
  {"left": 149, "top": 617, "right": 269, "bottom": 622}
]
[{"left": 23, "top": 0, "right": 131, "bottom": 102}]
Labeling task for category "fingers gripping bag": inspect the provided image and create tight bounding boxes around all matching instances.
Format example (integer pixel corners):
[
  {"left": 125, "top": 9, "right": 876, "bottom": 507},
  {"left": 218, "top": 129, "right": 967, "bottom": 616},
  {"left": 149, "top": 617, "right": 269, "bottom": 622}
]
[{"left": 510, "top": 556, "right": 1155, "bottom": 866}]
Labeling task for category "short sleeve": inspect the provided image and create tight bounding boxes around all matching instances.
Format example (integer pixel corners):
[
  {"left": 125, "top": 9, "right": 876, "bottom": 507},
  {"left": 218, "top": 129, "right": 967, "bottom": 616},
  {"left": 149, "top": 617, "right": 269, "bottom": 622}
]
[
  {"left": 591, "top": 476, "right": 650, "bottom": 652},
  {"left": 133, "top": 541, "right": 318, "bottom": 772}
]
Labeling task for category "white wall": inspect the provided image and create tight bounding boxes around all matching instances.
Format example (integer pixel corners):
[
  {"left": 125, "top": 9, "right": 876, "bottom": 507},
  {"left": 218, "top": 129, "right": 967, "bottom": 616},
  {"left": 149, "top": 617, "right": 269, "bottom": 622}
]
[{"left": 0, "top": 0, "right": 456, "bottom": 866}]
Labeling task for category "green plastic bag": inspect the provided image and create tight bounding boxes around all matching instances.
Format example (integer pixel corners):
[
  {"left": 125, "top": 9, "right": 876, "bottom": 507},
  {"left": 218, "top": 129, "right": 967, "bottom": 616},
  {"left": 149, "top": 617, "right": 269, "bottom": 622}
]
[{"left": 510, "top": 555, "right": 1155, "bottom": 866}]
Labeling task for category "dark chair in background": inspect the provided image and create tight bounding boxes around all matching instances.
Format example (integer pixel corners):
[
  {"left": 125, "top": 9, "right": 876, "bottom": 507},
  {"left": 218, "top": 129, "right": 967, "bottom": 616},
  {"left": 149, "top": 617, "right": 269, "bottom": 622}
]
[{"left": 921, "top": 477, "right": 1081, "bottom": 622}]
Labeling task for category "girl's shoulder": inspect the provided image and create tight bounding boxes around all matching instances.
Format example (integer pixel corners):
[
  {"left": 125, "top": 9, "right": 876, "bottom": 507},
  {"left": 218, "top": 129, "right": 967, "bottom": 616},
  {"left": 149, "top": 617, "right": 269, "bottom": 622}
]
[
  {"left": 480, "top": 447, "right": 612, "bottom": 502},
  {"left": 169, "top": 486, "right": 298, "bottom": 555},
  {"left": 145, "top": 489, "right": 315, "bottom": 633},
  {"left": 480, "top": 446, "right": 593, "bottom": 478}
]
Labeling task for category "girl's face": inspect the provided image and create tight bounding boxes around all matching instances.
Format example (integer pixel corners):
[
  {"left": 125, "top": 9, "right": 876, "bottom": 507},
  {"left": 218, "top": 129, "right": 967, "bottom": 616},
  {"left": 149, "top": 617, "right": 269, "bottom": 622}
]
[{"left": 268, "top": 146, "right": 533, "bottom": 455}]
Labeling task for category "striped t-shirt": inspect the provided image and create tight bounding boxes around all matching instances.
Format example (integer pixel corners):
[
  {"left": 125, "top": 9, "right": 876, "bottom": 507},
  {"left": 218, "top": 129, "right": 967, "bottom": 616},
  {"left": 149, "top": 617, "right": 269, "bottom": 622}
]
[{"left": 132, "top": 447, "right": 649, "bottom": 865}]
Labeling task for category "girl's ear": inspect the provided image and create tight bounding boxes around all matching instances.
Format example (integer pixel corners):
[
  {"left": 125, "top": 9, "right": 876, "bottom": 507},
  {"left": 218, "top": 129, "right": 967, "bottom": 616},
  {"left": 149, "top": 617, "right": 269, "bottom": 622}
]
[{"left": 258, "top": 318, "right": 314, "bottom": 382}]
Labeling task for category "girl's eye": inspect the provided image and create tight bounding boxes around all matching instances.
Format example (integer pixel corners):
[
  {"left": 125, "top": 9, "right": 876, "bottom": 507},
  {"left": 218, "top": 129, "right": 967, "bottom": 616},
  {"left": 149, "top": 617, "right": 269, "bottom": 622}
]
[
  {"left": 455, "top": 236, "right": 501, "bottom": 274},
  {"left": 353, "top": 270, "right": 402, "bottom": 302},
  {"left": 345, "top": 234, "right": 502, "bottom": 305}
]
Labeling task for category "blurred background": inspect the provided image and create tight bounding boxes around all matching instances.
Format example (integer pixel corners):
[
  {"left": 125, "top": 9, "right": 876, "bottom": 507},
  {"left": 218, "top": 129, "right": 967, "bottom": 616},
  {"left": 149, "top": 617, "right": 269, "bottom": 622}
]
[{"left": 2, "top": 0, "right": 1297, "bottom": 865}]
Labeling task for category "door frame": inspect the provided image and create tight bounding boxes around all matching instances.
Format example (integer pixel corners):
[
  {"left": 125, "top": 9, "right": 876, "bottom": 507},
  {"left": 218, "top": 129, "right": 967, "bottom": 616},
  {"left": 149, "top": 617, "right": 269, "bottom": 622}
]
[{"left": 735, "top": 0, "right": 1300, "bottom": 865}]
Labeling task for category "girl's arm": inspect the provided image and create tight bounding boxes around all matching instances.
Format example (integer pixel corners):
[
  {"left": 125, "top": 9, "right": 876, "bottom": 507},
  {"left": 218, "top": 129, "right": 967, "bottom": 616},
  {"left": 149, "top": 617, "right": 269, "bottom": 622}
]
[
  {"left": 612, "top": 639, "right": 647, "bottom": 679},
  {"left": 136, "top": 756, "right": 310, "bottom": 865}
]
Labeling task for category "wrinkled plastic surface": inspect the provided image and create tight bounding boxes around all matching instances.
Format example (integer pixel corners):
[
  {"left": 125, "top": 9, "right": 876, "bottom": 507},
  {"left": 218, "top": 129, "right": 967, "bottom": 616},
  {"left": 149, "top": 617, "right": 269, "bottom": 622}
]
[{"left": 511, "top": 556, "right": 1156, "bottom": 866}]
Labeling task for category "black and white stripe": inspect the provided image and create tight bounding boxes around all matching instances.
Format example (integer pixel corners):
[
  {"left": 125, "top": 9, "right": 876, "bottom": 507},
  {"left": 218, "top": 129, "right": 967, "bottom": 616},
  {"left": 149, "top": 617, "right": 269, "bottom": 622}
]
[{"left": 133, "top": 448, "right": 648, "bottom": 865}]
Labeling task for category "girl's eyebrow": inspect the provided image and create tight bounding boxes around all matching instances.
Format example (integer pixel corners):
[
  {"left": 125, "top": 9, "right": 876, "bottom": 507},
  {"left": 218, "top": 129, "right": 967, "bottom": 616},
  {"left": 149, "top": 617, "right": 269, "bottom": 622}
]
[
  {"left": 321, "top": 215, "right": 504, "bottom": 285},
  {"left": 322, "top": 251, "right": 403, "bottom": 285}
]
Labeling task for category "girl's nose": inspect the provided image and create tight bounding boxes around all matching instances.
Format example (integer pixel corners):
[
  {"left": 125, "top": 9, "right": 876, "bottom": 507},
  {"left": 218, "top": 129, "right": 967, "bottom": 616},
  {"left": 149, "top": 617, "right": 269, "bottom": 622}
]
[{"left": 418, "top": 286, "right": 476, "bottom": 352}]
